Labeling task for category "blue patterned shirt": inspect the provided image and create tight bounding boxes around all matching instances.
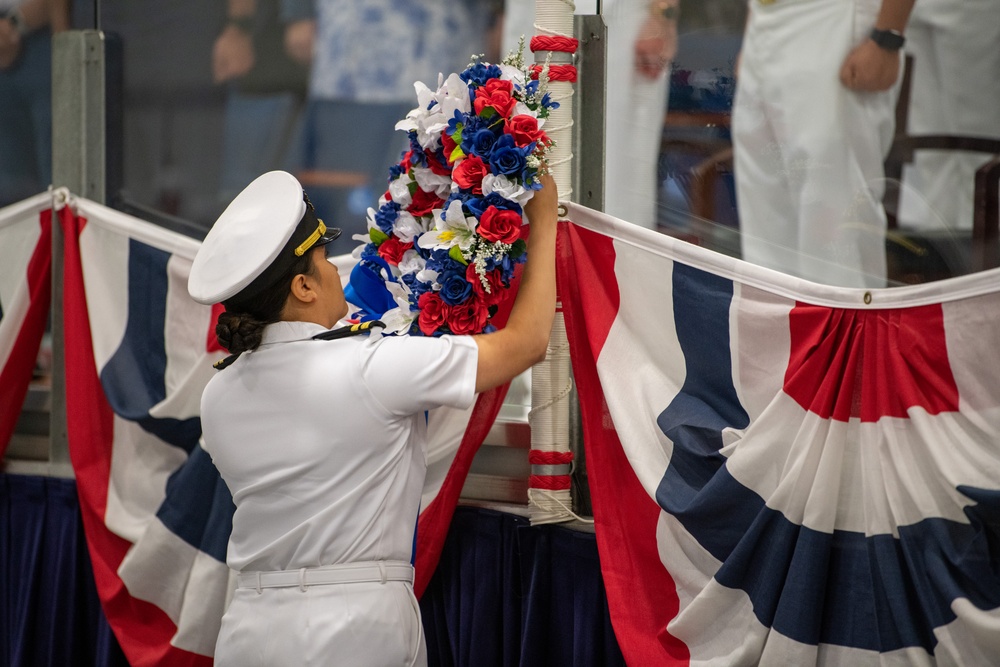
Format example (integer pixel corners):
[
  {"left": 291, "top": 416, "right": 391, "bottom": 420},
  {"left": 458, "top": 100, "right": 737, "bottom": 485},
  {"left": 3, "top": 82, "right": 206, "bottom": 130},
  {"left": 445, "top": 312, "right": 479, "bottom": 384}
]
[{"left": 304, "top": 0, "right": 496, "bottom": 103}]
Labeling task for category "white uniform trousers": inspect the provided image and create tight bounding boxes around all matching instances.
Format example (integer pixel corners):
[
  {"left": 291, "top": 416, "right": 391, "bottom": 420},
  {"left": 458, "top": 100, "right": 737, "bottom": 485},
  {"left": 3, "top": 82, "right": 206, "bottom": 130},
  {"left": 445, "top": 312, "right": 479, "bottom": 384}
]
[
  {"left": 215, "top": 564, "right": 425, "bottom": 667},
  {"left": 733, "top": 0, "right": 898, "bottom": 288},
  {"left": 897, "top": 0, "right": 1000, "bottom": 231}
]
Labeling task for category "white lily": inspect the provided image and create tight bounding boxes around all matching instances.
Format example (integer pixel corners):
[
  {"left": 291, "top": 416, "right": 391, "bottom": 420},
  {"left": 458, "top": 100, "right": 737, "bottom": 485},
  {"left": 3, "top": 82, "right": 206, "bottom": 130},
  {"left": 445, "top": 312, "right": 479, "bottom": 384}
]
[
  {"left": 416, "top": 199, "right": 477, "bottom": 253},
  {"left": 351, "top": 234, "right": 371, "bottom": 258},
  {"left": 511, "top": 101, "right": 534, "bottom": 118},
  {"left": 379, "top": 281, "right": 418, "bottom": 335}
]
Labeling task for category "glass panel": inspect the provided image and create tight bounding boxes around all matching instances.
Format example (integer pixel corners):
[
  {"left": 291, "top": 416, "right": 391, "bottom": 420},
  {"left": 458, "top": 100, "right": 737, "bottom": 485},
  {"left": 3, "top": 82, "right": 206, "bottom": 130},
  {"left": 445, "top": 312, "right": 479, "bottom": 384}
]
[
  {"left": 595, "top": 0, "right": 999, "bottom": 288},
  {"left": 74, "top": 0, "right": 504, "bottom": 253}
]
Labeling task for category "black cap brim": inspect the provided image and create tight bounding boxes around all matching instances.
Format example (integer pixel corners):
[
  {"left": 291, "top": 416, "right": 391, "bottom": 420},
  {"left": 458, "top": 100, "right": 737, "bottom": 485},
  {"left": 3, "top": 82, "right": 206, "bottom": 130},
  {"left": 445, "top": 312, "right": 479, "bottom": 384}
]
[{"left": 315, "top": 226, "right": 342, "bottom": 246}]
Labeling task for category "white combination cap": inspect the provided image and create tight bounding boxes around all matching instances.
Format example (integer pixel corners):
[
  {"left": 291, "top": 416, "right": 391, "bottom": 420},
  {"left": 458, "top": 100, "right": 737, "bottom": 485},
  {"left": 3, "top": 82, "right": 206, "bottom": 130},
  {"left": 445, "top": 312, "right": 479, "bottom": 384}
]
[{"left": 188, "top": 171, "right": 340, "bottom": 305}]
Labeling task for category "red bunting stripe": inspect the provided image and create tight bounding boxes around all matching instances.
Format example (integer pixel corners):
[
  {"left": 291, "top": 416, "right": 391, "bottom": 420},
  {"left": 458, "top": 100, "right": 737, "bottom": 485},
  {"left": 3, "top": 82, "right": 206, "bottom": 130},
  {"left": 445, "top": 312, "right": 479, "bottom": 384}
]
[
  {"left": 529, "top": 475, "right": 572, "bottom": 491},
  {"left": 530, "top": 64, "right": 577, "bottom": 83},
  {"left": 530, "top": 36, "right": 579, "bottom": 53},
  {"left": 528, "top": 450, "right": 575, "bottom": 465}
]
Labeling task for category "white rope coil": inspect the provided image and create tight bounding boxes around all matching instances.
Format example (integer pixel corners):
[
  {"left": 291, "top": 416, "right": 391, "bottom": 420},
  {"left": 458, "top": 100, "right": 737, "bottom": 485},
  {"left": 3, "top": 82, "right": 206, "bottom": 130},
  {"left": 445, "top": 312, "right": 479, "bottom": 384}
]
[{"left": 528, "top": 0, "right": 577, "bottom": 527}]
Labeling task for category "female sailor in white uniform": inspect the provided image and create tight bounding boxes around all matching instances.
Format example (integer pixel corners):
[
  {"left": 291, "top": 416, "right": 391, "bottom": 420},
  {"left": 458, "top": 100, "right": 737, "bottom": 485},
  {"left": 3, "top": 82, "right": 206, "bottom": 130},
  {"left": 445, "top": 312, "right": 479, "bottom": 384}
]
[{"left": 187, "top": 170, "right": 559, "bottom": 666}]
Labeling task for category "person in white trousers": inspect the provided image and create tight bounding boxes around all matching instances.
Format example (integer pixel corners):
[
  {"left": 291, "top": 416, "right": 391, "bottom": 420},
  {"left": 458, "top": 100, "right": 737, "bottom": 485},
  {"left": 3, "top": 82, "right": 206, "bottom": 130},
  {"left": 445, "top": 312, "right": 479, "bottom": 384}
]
[
  {"left": 733, "top": 0, "right": 915, "bottom": 288},
  {"left": 897, "top": 0, "right": 1000, "bottom": 233}
]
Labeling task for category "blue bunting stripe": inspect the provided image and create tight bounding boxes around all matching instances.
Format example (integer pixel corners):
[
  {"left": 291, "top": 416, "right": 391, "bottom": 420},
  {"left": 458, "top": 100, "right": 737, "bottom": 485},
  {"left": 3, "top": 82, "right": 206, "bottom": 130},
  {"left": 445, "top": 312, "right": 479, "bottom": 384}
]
[
  {"left": 654, "top": 264, "right": 1000, "bottom": 654},
  {"left": 97, "top": 238, "right": 201, "bottom": 452},
  {"left": 155, "top": 445, "right": 234, "bottom": 562}
]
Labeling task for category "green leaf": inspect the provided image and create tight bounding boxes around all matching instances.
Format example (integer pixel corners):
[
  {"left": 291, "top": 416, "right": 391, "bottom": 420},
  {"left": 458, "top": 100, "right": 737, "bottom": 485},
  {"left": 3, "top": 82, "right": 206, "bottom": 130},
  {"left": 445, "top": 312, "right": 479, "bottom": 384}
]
[
  {"left": 369, "top": 228, "right": 389, "bottom": 244},
  {"left": 508, "top": 238, "right": 527, "bottom": 260},
  {"left": 449, "top": 245, "right": 469, "bottom": 265}
]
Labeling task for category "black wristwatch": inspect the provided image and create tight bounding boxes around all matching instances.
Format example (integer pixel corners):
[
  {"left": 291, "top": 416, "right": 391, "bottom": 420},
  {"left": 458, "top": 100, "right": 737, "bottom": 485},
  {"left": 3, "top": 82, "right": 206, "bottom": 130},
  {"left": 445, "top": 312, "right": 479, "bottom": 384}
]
[{"left": 869, "top": 28, "right": 905, "bottom": 51}]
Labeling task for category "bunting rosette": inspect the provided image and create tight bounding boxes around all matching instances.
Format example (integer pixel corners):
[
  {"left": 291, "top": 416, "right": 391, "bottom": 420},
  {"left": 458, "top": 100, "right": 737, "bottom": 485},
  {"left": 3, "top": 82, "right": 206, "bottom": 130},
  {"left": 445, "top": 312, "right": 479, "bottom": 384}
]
[{"left": 346, "top": 47, "right": 558, "bottom": 336}]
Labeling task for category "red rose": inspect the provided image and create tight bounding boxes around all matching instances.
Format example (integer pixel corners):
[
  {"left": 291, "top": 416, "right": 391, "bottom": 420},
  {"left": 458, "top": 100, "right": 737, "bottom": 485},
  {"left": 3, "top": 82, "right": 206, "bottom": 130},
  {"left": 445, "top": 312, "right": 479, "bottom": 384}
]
[
  {"left": 504, "top": 114, "right": 546, "bottom": 148},
  {"left": 399, "top": 151, "right": 413, "bottom": 173},
  {"left": 418, "top": 292, "right": 450, "bottom": 336},
  {"left": 447, "top": 297, "right": 490, "bottom": 335},
  {"left": 452, "top": 155, "right": 488, "bottom": 195},
  {"left": 377, "top": 235, "right": 413, "bottom": 266},
  {"left": 408, "top": 187, "right": 444, "bottom": 218},
  {"left": 473, "top": 79, "right": 517, "bottom": 118},
  {"left": 466, "top": 264, "right": 505, "bottom": 306},
  {"left": 426, "top": 148, "right": 452, "bottom": 176},
  {"left": 441, "top": 131, "right": 460, "bottom": 164},
  {"left": 477, "top": 205, "right": 523, "bottom": 245}
]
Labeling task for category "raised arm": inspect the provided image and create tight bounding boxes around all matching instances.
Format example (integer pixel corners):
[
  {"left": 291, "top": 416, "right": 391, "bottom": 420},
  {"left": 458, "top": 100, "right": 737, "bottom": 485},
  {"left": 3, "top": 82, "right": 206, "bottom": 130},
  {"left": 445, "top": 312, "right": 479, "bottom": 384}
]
[{"left": 472, "top": 174, "right": 559, "bottom": 393}]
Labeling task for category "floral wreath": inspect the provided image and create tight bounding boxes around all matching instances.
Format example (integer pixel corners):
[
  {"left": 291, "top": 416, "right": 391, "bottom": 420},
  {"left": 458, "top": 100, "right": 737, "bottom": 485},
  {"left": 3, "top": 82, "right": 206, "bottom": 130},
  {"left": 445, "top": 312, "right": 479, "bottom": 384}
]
[{"left": 345, "top": 44, "right": 558, "bottom": 336}]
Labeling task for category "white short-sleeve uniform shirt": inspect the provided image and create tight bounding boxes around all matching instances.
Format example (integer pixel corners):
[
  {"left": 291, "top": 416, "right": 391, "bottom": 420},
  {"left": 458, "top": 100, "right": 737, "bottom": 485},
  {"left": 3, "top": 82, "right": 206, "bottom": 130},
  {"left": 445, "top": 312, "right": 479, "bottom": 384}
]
[{"left": 201, "top": 321, "right": 478, "bottom": 666}]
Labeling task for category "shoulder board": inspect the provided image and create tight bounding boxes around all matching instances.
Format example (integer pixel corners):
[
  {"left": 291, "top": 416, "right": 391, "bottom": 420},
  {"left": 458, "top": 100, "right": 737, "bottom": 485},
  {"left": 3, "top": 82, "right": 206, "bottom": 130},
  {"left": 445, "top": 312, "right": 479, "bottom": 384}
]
[
  {"left": 312, "top": 320, "right": 386, "bottom": 341},
  {"left": 213, "top": 352, "right": 243, "bottom": 371}
]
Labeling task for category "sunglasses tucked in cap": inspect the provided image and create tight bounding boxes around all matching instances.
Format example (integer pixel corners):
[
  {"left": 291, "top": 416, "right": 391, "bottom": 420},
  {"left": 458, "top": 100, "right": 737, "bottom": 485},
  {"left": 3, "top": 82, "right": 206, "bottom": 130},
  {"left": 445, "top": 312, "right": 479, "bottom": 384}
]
[{"left": 188, "top": 171, "right": 341, "bottom": 305}]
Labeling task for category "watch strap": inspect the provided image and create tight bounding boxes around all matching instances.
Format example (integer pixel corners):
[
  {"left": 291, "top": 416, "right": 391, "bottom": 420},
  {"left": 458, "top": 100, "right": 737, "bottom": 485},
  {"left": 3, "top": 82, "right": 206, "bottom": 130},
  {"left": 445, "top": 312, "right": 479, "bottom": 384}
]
[{"left": 869, "top": 28, "right": 905, "bottom": 51}]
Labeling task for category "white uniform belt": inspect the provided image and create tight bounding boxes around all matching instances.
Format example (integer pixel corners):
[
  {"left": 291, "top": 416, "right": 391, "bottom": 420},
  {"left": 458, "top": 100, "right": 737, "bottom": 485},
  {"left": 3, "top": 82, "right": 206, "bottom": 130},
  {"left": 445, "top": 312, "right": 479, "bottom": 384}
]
[{"left": 237, "top": 561, "right": 414, "bottom": 592}]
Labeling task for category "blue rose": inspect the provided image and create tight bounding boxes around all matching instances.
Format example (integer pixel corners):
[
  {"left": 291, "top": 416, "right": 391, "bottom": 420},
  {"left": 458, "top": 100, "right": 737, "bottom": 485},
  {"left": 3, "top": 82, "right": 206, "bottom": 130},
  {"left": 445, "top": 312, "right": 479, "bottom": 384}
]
[
  {"left": 459, "top": 115, "right": 487, "bottom": 155},
  {"left": 439, "top": 269, "right": 474, "bottom": 305},
  {"left": 482, "top": 192, "right": 522, "bottom": 213},
  {"left": 471, "top": 128, "right": 498, "bottom": 157},
  {"left": 488, "top": 135, "right": 529, "bottom": 177},
  {"left": 464, "top": 196, "right": 486, "bottom": 219}
]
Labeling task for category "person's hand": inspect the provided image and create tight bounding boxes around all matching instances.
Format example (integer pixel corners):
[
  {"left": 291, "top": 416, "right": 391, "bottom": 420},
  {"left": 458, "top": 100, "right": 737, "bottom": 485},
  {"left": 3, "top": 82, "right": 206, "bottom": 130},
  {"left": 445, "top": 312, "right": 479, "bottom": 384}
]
[
  {"left": 524, "top": 173, "right": 559, "bottom": 227},
  {"left": 839, "top": 39, "right": 901, "bottom": 92},
  {"left": 212, "top": 24, "right": 254, "bottom": 84},
  {"left": 284, "top": 19, "right": 316, "bottom": 66},
  {"left": 634, "top": 13, "right": 678, "bottom": 80},
  {"left": 0, "top": 18, "right": 22, "bottom": 70}
]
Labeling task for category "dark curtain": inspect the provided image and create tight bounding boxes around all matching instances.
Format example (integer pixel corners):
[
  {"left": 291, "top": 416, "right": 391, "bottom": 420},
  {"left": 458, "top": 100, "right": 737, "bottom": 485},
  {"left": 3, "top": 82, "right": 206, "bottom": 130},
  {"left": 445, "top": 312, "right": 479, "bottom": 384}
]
[
  {"left": 2, "top": 477, "right": 624, "bottom": 667},
  {"left": 0, "top": 473, "right": 128, "bottom": 667},
  {"left": 421, "top": 507, "right": 627, "bottom": 667}
]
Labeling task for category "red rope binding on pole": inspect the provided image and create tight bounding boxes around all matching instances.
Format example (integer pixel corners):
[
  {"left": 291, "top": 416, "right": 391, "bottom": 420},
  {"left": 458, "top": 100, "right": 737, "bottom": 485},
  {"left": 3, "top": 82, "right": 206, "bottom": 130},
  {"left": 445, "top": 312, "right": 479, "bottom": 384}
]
[
  {"left": 529, "top": 64, "right": 577, "bottom": 83},
  {"left": 530, "top": 35, "right": 579, "bottom": 53},
  {"left": 528, "top": 450, "right": 574, "bottom": 465},
  {"left": 529, "top": 475, "right": 572, "bottom": 491}
]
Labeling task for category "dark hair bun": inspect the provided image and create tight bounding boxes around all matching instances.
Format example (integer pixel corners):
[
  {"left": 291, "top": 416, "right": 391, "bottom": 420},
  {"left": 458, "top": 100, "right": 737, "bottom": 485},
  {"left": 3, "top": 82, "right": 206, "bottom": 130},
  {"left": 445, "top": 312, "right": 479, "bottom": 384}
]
[{"left": 216, "top": 311, "right": 267, "bottom": 354}]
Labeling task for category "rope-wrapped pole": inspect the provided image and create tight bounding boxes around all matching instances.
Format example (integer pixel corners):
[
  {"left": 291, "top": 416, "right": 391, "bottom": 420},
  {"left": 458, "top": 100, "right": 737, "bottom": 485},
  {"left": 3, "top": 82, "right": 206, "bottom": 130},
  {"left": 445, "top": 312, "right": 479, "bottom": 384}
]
[{"left": 528, "top": 0, "right": 577, "bottom": 525}]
